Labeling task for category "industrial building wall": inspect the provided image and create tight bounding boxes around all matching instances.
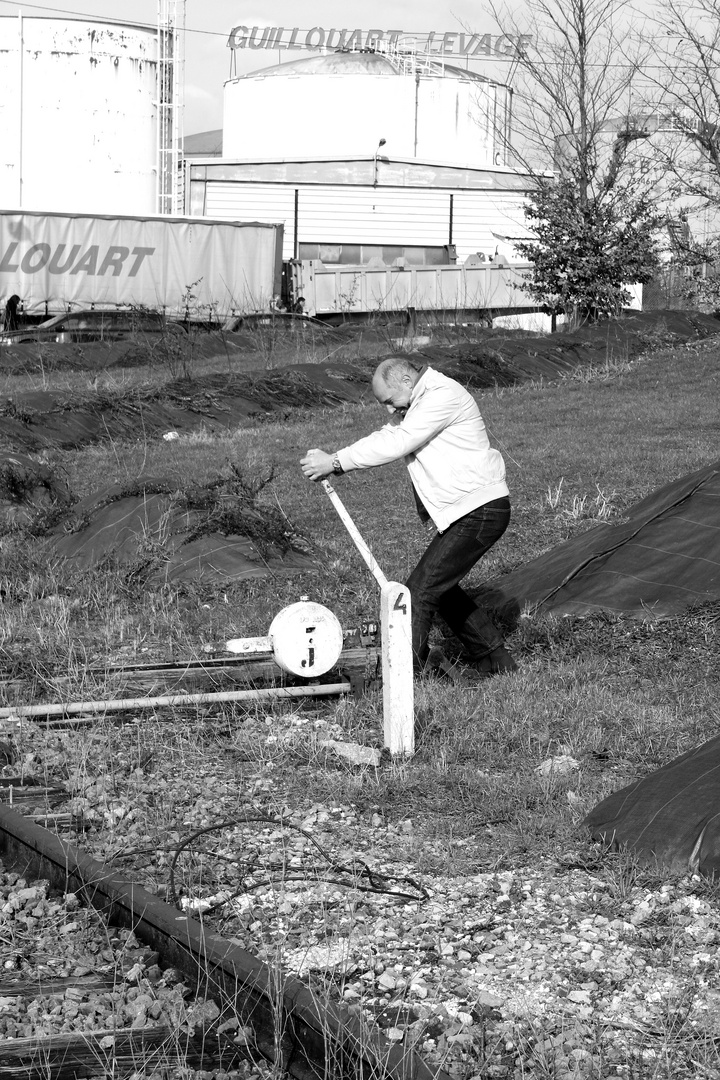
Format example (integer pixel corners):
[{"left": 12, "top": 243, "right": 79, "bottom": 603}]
[
  {"left": 0, "top": 17, "right": 158, "bottom": 215},
  {"left": 190, "top": 180, "right": 529, "bottom": 263}
]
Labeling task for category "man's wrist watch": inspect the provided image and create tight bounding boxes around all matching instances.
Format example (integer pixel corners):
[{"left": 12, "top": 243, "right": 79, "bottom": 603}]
[{"left": 331, "top": 455, "right": 344, "bottom": 475}]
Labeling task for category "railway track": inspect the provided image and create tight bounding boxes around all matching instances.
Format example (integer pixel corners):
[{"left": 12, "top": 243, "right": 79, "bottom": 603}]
[
  {"left": 0, "top": 644, "right": 381, "bottom": 722},
  {"left": 0, "top": 803, "right": 448, "bottom": 1080}
]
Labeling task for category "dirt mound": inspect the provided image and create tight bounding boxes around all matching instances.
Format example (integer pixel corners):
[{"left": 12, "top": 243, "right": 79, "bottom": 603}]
[
  {"left": 11, "top": 469, "right": 315, "bottom": 583},
  {"left": 0, "top": 325, "right": 341, "bottom": 375},
  {"left": 2, "top": 311, "right": 718, "bottom": 452},
  {"left": 478, "top": 458, "right": 720, "bottom": 621},
  {"left": 416, "top": 310, "right": 720, "bottom": 382},
  {"left": 584, "top": 733, "right": 720, "bottom": 875},
  {"left": 0, "top": 363, "right": 374, "bottom": 452}
]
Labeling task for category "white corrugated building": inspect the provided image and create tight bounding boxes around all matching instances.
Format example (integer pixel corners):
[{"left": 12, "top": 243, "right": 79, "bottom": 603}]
[{"left": 186, "top": 49, "right": 535, "bottom": 268}]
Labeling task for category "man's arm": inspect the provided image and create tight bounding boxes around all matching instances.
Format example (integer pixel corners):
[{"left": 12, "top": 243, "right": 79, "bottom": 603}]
[
  {"left": 300, "top": 381, "right": 464, "bottom": 481},
  {"left": 300, "top": 414, "right": 404, "bottom": 482},
  {"left": 338, "top": 383, "right": 461, "bottom": 471}
]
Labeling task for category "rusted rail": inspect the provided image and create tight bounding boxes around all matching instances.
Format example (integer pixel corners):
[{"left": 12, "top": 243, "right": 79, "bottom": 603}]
[
  {"left": 0, "top": 682, "right": 352, "bottom": 720},
  {"left": 0, "top": 805, "right": 448, "bottom": 1080},
  {"left": 0, "top": 645, "right": 381, "bottom": 718}
]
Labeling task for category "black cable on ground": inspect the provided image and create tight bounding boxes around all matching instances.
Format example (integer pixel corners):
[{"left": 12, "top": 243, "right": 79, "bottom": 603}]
[{"left": 167, "top": 810, "right": 429, "bottom": 909}]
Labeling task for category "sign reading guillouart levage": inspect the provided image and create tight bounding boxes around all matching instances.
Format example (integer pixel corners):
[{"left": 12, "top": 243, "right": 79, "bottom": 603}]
[{"left": 227, "top": 26, "right": 533, "bottom": 57}]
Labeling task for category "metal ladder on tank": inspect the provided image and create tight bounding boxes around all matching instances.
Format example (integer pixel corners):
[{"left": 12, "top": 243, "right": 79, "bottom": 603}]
[
  {"left": 157, "top": 0, "right": 186, "bottom": 215},
  {"left": 378, "top": 36, "right": 444, "bottom": 77}
]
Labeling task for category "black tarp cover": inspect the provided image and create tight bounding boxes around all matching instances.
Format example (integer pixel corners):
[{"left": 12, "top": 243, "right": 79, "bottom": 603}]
[
  {"left": 46, "top": 479, "right": 315, "bottom": 582},
  {"left": 481, "top": 459, "right": 720, "bottom": 620},
  {"left": 584, "top": 735, "right": 720, "bottom": 875},
  {"left": 0, "top": 366, "right": 371, "bottom": 452}
]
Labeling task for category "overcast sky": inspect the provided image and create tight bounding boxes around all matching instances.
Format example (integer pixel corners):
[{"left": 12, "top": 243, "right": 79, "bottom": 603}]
[{"left": 2, "top": 0, "right": 520, "bottom": 133}]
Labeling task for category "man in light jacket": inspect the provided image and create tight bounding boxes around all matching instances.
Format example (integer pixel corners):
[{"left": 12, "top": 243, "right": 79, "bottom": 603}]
[{"left": 300, "top": 356, "right": 516, "bottom": 678}]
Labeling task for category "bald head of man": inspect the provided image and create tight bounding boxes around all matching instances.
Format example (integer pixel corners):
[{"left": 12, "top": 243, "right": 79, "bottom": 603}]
[{"left": 371, "top": 357, "right": 422, "bottom": 415}]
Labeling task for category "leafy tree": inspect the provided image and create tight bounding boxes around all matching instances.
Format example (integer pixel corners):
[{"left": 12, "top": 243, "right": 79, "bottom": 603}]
[{"left": 514, "top": 177, "right": 662, "bottom": 324}]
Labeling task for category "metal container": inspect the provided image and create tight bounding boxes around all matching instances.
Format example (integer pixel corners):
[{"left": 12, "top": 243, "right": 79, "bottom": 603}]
[
  {"left": 0, "top": 16, "right": 159, "bottom": 215},
  {"left": 269, "top": 601, "right": 344, "bottom": 677},
  {"left": 0, "top": 208, "right": 284, "bottom": 318},
  {"left": 223, "top": 51, "right": 511, "bottom": 169}
]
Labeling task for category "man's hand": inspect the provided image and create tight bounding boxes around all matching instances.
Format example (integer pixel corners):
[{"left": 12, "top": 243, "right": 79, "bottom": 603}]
[{"left": 301, "top": 448, "right": 335, "bottom": 481}]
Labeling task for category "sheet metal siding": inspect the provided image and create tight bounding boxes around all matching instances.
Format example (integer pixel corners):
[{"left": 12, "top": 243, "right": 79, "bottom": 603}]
[
  {"left": 223, "top": 72, "right": 499, "bottom": 167},
  {"left": 198, "top": 182, "right": 528, "bottom": 261},
  {"left": 0, "top": 17, "right": 158, "bottom": 215},
  {"left": 304, "top": 262, "right": 532, "bottom": 315}
]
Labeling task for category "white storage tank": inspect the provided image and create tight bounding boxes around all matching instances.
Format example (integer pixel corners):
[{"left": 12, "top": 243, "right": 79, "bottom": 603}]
[
  {"left": 0, "top": 16, "right": 159, "bottom": 215},
  {"left": 223, "top": 51, "right": 511, "bottom": 169}
]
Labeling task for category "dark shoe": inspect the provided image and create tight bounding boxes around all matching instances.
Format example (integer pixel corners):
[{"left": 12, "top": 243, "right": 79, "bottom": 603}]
[
  {"left": 423, "top": 648, "right": 493, "bottom": 688},
  {"left": 475, "top": 646, "right": 518, "bottom": 676},
  {"left": 424, "top": 647, "right": 463, "bottom": 683}
]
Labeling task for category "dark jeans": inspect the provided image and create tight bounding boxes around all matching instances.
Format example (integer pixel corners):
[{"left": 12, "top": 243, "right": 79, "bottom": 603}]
[{"left": 406, "top": 497, "right": 510, "bottom": 670}]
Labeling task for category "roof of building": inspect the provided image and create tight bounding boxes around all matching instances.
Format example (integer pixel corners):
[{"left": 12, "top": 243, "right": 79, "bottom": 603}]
[
  {"left": 184, "top": 130, "right": 223, "bottom": 157},
  {"left": 186, "top": 156, "right": 535, "bottom": 191},
  {"left": 232, "top": 49, "right": 493, "bottom": 83},
  {"left": 0, "top": 14, "right": 155, "bottom": 31}
]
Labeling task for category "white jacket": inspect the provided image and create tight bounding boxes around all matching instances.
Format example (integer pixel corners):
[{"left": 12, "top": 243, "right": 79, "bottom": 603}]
[{"left": 336, "top": 366, "right": 509, "bottom": 532}]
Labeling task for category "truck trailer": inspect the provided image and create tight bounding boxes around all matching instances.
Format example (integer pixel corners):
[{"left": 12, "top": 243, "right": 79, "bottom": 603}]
[
  {"left": 284, "top": 255, "right": 535, "bottom": 321},
  {"left": 0, "top": 210, "right": 284, "bottom": 323}
]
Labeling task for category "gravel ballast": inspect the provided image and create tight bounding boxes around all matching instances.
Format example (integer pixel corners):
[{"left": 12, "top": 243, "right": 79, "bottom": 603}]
[{"left": 2, "top": 710, "right": 719, "bottom": 1080}]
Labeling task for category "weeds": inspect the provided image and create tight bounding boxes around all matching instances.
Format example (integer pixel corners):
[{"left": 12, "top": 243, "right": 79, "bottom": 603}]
[
  {"left": 568, "top": 351, "right": 634, "bottom": 381},
  {"left": 543, "top": 478, "right": 623, "bottom": 522},
  {"left": 1, "top": 326, "right": 719, "bottom": 1079},
  {"left": 559, "top": 485, "right": 621, "bottom": 521},
  {"left": 141, "top": 324, "right": 196, "bottom": 380},
  {"left": 545, "top": 478, "right": 564, "bottom": 511},
  {"left": 5, "top": 601, "right": 719, "bottom": 1077}
]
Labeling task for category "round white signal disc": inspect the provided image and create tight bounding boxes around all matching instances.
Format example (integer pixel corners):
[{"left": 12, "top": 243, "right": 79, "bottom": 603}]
[{"left": 269, "top": 601, "right": 344, "bottom": 676}]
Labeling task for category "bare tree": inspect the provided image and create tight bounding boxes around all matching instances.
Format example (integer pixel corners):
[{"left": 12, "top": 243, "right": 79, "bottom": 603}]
[
  {"left": 491, "top": 0, "right": 649, "bottom": 194},
  {"left": 643, "top": 0, "right": 720, "bottom": 256},
  {"left": 482, "top": 0, "right": 661, "bottom": 323}
]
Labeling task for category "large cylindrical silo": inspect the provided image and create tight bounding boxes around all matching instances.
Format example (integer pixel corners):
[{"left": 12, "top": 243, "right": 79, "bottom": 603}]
[
  {"left": 222, "top": 51, "right": 511, "bottom": 168},
  {"left": 0, "top": 16, "right": 159, "bottom": 214}
]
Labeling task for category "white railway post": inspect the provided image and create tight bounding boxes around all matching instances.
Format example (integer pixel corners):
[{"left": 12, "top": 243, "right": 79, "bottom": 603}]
[
  {"left": 321, "top": 479, "right": 414, "bottom": 757},
  {"left": 380, "top": 581, "right": 414, "bottom": 757}
]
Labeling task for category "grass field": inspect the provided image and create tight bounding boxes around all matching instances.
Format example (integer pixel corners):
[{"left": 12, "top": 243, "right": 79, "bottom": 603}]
[{"left": 1, "top": 329, "right": 719, "bottom": 1079}]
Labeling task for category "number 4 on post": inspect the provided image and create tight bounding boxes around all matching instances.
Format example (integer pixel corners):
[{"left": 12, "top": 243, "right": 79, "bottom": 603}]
[{"left": 382, "top": 583, "right": 414, "bottom": 756}]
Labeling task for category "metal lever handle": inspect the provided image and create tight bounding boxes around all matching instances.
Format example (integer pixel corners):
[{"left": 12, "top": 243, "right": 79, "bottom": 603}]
[{"left": 321, "top": 479, "right": 389, "bottom": 589}]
